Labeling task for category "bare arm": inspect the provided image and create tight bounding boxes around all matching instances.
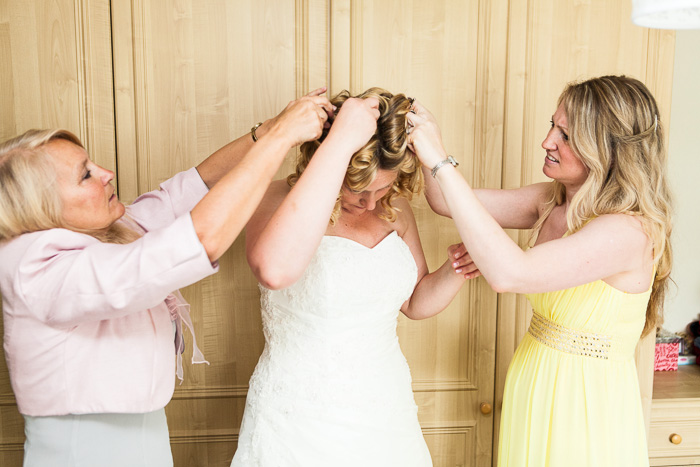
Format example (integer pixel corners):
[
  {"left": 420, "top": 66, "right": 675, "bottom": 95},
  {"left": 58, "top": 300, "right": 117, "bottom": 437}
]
[
  {"left": 191, "top": 91, "right": 333, "bottom": 262},
  {"left": 196, "top": 87, "right": 332, "bottom": 188},
  {"left": 246, "top": 97, "right": 381, "bottom": 290},
  {"left": 408, "top": 101, "right": 652, "bottom": 294},
  {"left": 430, "top": 168, "right": 649, "bottom": 293},
  {"left": 421, "top": 157, "right": 548, "bottom": 230},
  {"left": 396, "top": 198, "right": 468, "bottom": 320}
]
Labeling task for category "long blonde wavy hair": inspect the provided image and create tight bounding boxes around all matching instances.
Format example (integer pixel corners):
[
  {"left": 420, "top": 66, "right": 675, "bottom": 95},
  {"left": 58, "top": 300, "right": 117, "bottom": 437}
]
[
  {"left": 531, "top": 75, "right": 673, "bottom": 336},
  {"left": 0, "top": 129, "right": 140, "bottom": 244},
  {"left": 287, "top": 88, "right": 423, "bottom": 225}
]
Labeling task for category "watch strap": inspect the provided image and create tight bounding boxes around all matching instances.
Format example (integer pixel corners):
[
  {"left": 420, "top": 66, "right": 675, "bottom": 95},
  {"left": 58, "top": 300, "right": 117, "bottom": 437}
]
[{"left": 431, "top": 155, "right": 458, "bottom": 178}]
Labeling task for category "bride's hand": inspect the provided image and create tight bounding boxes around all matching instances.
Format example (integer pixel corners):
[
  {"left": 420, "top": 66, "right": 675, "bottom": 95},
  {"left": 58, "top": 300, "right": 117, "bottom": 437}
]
[
  {"left": 447, "top": 243, "right": 481, "bottom": 280},
  {"left": 405, "top": 100, "right": 450, "bottom": 169},
  {"left": 325, "top": 97, "right": 380, "bottom": 154}
]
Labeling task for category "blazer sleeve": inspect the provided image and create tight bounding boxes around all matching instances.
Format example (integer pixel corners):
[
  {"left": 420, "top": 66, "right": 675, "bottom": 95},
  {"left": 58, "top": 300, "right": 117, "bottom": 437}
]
[
  {"left": 126, "top": 167, "right": 210, "bottom": 232},
  {"left": 16, "top": 213, "right": 218, "bottom": 327}
]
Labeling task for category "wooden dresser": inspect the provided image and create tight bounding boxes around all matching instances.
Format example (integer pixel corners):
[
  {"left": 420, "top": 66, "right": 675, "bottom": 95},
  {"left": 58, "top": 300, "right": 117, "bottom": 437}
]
[{"left": 649, "top": 365, "right": 700, "bottom": 466}]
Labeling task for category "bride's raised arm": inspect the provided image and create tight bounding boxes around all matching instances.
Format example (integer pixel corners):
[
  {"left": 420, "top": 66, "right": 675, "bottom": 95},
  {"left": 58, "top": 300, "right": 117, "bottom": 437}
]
[{"left": 246, "top": 97, "right": 380, "bottom": 290}]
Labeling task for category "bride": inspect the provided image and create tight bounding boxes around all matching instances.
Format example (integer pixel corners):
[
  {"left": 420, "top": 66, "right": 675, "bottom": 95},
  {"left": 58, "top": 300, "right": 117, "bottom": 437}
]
[{"left": 231, "top": 88, "right": 472, "bottom": 466}]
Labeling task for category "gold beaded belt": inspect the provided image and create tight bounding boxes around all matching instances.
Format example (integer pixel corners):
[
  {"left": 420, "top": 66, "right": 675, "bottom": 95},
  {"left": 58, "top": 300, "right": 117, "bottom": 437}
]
[{"left": 528, "top": 312, "right": 612, "bottom": 359}]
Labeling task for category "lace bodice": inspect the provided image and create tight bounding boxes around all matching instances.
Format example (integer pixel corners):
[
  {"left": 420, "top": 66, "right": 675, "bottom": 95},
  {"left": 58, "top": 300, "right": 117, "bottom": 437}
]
[
  {"left": 250, "top": 232, "right": 418, "bottom": 413},
  {"left": 232, "top": 231, "right": 432, "bottom": 467}
]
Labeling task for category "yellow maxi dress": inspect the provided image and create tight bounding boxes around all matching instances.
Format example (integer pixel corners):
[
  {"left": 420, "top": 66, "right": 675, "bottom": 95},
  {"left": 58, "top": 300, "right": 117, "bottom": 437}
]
[{"left": 497, "top": 276, "right": 653, "bottom": 467}]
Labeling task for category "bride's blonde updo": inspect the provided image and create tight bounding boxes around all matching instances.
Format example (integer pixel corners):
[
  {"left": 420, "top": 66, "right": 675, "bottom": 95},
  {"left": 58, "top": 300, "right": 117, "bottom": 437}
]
[{"left": 287, "top": 87, "right": 423, "bottom": 225}]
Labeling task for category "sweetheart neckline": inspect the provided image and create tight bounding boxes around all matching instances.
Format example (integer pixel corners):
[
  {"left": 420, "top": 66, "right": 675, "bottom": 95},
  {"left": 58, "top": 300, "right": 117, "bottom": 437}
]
[{"left": 322, "top": 230, "right": 399, "bottom": 250}]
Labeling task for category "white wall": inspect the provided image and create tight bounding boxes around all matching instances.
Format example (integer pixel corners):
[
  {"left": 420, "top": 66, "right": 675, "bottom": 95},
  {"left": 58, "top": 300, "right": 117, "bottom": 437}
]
[{"left": 664, "top": 30, "right": 700, "bottom": 332}]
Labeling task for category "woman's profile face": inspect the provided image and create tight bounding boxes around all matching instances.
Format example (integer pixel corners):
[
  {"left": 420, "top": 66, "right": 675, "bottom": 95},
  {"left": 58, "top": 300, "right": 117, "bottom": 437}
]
[
  {"left": 541, "top": 103, "right": 589, "bottom": 188},
  {"left": 341, "top": 169, "right": 397, "bottom": 216},
  {"left": 47, "top": 139, "right": 125, "bottom": 232}
]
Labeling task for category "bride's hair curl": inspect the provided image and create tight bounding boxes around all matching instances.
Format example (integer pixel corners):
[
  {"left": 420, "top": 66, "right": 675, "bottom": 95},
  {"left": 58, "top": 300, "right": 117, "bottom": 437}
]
[{"left": 287, "top": 87, "right": 423, "bottom": 225}]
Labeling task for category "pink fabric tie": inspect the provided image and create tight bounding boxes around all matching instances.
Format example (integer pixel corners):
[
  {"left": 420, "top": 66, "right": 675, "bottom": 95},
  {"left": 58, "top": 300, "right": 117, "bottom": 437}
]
[{"left": 164, "top": 290, "right": 209, "bottom": 383}]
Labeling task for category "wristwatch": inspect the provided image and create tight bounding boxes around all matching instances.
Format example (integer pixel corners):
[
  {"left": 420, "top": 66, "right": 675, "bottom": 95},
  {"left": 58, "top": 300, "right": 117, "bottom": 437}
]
[{"left": 431, "top": 155, "right": 459, "bottom": 178}]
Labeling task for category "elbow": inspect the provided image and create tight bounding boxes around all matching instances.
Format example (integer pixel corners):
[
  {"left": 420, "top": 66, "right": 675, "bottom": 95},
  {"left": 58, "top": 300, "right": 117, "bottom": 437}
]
[
  {"left": 484, "top": 273, "right": 518, "bottom": 294},
  {"left": 426, "top": 196, "right": 452, "bottom": 218},
  {"left": 247, "top": 254, "right": 298, "bottom": 291},
  {"left": 479, "top": 253, "right": 534, "bottom": 294},
  {"left": 257, "top": 271, "right": 294, "bottom": 291},
  {"left": 405, "top": 311, "right": 433, "bottom": 321},
  {"left": 196, "top": 230, "right": 225, "bottom": 263},
  {"left": 489, "top": 280, "right": 510, "bottom": 294},
  {"left": 401, "top": 304, "right": 440, "bottom": 321},
  {"left": 401, "top": 310, "right": 422, "bottom": 321}
]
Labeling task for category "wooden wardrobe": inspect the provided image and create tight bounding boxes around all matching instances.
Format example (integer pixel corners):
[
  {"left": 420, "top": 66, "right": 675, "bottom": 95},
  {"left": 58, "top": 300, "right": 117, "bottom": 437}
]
[{"left": 0, "top": 1, "right": 674, "bottom": 465}]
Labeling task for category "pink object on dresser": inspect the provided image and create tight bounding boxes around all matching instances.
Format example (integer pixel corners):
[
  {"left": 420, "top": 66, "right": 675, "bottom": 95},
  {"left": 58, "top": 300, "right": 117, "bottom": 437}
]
[{"left": 654, "top": 342, "right": 680, "bottom": 371}]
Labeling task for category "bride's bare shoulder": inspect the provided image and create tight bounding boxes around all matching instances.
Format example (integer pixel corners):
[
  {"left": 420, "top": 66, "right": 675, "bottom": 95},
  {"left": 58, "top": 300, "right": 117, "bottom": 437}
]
[{"left": 391, "top": 196, "right": 417, "bottom": 236}]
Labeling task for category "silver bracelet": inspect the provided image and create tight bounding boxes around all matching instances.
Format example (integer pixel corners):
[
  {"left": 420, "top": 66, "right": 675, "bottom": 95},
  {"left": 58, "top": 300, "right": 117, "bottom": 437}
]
[{"left": 431, "top": 155, "right": 459, "bottom": 177}]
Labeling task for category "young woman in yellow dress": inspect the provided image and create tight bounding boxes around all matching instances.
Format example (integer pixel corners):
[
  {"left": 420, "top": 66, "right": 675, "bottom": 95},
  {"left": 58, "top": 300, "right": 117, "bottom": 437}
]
[{"left": 406, "top": 75, "right": 672, "bottom": 466}]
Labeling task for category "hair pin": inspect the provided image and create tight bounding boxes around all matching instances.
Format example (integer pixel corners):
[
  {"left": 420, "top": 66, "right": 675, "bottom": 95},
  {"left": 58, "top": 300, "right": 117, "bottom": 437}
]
[{"left": 407, "top": 96, "right": 416, "bottom": 112}]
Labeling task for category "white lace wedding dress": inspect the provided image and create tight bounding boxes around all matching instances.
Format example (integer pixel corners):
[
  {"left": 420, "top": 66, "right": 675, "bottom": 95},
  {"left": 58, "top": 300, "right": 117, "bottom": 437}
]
[{"left": 231, "top": 232, "right": 433, "bottom": 467}]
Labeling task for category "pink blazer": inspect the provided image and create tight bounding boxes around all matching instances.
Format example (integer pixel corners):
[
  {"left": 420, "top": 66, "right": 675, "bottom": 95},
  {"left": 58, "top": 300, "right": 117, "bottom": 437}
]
[{"left": 0, "top": 168, "right": 218, "bottom": 416}]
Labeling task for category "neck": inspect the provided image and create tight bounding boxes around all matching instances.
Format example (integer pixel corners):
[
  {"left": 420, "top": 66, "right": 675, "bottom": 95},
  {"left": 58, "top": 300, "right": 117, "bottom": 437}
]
[{"left": 562, "top": 181, "right": 583, "bottom": 209}]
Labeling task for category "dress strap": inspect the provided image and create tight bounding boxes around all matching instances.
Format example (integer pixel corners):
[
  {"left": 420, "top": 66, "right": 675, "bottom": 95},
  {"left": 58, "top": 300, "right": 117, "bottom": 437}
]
[{"left": 165, "top": 290, "right": 210, "bottom": 383}]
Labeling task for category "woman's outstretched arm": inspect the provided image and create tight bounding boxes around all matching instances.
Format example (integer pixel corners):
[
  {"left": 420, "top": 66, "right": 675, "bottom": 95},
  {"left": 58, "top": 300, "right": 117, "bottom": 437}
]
[
  {"left": 423, "top": 164, "right": 549, "bottom": 230},
  {"left": 195, "top": 87, "right": 333, "bottom": 189},
  {"left": 415, "top": 100, "right": 546, "bottom": 229},
  {"left": 246, "top": 97, "right": 381, "bottom": 290},
  {"left": 407, "top": 102, "right": 651, "bottom": 295},
  {"left": 191, "top": 91, "right": 333, "bottom": 262}
]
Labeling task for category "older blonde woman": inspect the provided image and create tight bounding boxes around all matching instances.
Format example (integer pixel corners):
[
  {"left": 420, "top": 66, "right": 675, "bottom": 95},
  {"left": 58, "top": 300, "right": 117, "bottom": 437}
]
[
  {"left": 0, "top": 89, "right": 333, "bottom": 467},
  {"left": 407, "top": 75, "right": 673, "bottom": 467},
  {"left": 231, "top": 88, "right": 469, "bottom": 466}
]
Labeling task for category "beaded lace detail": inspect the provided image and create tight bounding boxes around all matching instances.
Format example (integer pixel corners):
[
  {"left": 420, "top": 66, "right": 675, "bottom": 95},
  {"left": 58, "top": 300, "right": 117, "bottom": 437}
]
[
  {"left": 528, "top": 312, "right": 613, "bottom": 359},
  {"left": 231, "top": 232, "right": 429, "bottom": 466}
]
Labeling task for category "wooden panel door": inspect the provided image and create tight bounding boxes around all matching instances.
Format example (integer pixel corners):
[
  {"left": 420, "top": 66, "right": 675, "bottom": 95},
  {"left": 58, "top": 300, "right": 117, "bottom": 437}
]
[
  {"left": 0, "top": 1, "right": 678, "bottom": 467},
  {"left": 329, "top": 1, "right": 507, "bottom": 465},
  {"left": 113, "top": 0, "right": 500, "bottom": 464},
  {"left": 0, "top": 1, "right": 114, "bottom": 465},
  {"left": 110, "top": 1, "right": 328, "bottom": 465},
  {"left": 495, "top": 1, "right": 675, "bottom": 464}
]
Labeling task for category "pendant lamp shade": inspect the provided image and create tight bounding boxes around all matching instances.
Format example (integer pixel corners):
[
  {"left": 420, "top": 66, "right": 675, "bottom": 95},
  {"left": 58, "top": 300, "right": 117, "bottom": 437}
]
[{"left": 632, "top": 0, "right": 700, "bottom": 29}]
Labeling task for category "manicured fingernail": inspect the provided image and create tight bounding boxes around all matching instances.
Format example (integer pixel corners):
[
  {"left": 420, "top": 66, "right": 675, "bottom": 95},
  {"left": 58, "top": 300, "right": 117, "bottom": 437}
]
[
  {"left": 452, "top": 262, "right": 458, "bottom": 267},
  {"left": 455, "top": 269, "right": 462, "bottom": 274}
]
